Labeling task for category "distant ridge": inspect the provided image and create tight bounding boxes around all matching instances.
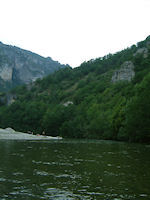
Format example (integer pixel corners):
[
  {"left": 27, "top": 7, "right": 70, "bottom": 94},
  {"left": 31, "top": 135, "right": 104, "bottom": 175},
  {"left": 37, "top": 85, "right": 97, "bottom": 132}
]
[{"left": 0, "top": 41, "right": 67, "bottom": 91}]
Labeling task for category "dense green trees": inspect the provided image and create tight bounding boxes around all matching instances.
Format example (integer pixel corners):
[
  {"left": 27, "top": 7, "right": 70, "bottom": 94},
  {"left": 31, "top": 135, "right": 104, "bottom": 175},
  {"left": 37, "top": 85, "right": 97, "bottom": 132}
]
[
  {"left": 124, "top": 73, "right": 150, "bottom": 142},
  {"left": 0, "top": 101, "right": 47, "bottom": 133}
]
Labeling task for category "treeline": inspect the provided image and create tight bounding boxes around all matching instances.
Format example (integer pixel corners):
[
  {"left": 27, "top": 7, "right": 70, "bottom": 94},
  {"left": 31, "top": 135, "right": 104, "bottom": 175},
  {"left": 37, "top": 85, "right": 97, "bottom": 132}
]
[{"left": 0, "top": 36, "right": 150, "bottom": 143}]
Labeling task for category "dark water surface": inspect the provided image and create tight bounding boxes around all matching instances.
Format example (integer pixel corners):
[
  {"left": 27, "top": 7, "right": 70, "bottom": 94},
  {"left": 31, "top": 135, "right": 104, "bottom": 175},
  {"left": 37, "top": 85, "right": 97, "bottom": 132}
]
[{"left": 0, "top": 139, "right": 150, "bottom": 200}]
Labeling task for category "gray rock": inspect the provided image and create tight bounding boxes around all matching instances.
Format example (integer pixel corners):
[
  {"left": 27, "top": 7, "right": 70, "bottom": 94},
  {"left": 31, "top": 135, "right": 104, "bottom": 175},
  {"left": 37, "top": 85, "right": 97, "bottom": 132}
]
[
  {"left": 5, "top": 127, "right": 16, "bottom": 133},
  {"left": 112, "top": 61, "right": 135, "bottom": 83},
  {"left": 63, "top": 101, "right": 74, "bottom": 107},
  {"left": 0, "top": 42, "right": 67, "bottom": 90},
  {"left": 133, "top": 47, "right": 148, "bottom": 58},
  {"left": 0, "top": 64, "right": 13, "bottom": 81}
]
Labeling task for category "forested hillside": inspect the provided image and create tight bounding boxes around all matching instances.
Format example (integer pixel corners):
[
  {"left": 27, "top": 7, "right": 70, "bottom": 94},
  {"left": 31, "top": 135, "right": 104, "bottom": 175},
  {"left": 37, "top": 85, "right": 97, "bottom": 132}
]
[{"left": 0, "top": 36, "right": 150, "bottom": 143}]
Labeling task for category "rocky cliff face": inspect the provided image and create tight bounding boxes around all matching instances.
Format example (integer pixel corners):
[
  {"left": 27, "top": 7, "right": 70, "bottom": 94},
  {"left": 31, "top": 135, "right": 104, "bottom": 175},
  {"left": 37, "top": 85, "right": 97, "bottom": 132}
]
[
  {"left": 0, "top": 63, "right": 13, "bottom": 81},
  {"left": 112, "top": 39, "right": 150, "bottom": 83},
  {"left": 133, "top": 47, "right": 148, "bottom": 58},
  {"left": 0, "top": 42, "right": 66, "bottom": 90},
  {"left": 112, "top": 61, "right": 135, "bottom": 83}
]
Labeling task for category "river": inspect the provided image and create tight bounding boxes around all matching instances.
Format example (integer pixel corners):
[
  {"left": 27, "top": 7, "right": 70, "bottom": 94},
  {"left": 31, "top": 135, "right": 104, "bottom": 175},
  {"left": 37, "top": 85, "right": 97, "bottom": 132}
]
[{"left": 0, "top": 139, "right": 150, "bottom": 200}]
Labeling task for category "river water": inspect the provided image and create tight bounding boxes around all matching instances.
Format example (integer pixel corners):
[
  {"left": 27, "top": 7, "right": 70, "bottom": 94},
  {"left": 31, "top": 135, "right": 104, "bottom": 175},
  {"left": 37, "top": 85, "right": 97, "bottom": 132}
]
[{"left": 0, "top": 139, "right": 150, "bottom": 200}]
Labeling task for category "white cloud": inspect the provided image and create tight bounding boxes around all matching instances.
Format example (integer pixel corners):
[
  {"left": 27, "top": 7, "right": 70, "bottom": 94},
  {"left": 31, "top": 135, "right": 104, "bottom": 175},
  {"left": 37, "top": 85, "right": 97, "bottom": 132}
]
[{"left": 0, "top": 0, "right": 150, "bottom": 67}]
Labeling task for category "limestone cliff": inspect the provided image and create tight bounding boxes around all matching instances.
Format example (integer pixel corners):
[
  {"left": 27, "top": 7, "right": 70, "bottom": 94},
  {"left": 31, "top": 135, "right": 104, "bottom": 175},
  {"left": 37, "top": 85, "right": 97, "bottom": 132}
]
[
  {"left": 0, "top": 64, "right": 13, "bottom": 81},
  {"left": 133, "top": 47, "right": 148, "bottom": 58},
  {"left": 0, "top": 42, "right": 66, "bottom": 90},
  {"left": 112, "top": 61, "right": 135, "bottom": 83}
]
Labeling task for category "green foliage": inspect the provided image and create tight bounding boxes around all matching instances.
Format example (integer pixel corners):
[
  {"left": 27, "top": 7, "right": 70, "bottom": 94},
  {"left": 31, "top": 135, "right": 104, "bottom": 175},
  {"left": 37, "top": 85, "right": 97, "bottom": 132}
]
[
  {"left": 124, "top": 73, "right": 150, "bottom": 142},
  {"left": 0, "top": 101, "right": 47, "bottom": 133}
]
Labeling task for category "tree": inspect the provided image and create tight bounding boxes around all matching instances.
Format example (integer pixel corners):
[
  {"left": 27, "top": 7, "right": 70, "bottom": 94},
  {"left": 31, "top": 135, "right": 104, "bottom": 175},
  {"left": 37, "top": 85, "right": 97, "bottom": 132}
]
[{"left": 125, "top": 73, "right": 150, "bottom": 142}]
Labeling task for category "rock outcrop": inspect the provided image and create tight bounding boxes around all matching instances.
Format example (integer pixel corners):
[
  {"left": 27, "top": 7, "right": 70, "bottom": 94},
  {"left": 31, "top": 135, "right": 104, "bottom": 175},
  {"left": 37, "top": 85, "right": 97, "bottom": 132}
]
[
  {"left": 146, "top": 41, "right": 150, "bottom": 49},
  {"left": 0, "top": 64, "right": 13, "bottom": 81},
  {"left": 133, "top": 47, "right": 148, "bottom": 58},
  {"left": 63, "top": 101, "right": 74, "bottom": 107},
  {"left": 0, "top": 42, "right": 67, "bottom": 90},
  {"left": 112, "top": 61, "right": 135, "bottom": 83}
]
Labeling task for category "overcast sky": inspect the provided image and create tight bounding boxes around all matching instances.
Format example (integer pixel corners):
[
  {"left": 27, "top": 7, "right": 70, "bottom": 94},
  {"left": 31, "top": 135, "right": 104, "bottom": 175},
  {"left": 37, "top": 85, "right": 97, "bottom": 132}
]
[{"left": 0, "top": 0, "right": 150, "bottom": 67}]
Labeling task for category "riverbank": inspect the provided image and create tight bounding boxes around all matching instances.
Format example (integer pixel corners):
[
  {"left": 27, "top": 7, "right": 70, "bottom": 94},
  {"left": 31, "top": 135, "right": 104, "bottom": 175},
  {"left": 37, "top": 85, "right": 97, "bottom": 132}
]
[{"left": 0, "top": 128, "right": 62, "bottom": 140}]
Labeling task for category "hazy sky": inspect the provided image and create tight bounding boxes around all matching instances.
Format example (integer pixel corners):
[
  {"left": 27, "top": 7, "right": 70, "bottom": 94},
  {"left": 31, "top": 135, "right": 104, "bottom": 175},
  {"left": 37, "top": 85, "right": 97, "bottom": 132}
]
[{"left": 0, "top": 0, "right": 150, "bottom": 67}]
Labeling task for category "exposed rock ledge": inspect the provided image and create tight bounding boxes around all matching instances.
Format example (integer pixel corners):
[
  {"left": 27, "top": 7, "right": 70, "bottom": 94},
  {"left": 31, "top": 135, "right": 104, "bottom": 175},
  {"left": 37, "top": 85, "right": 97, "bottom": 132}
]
[
  {"left": 133, "top": 47, "right": 148, "bottom": 58},
  {"left": 0, "top": 128, "right": 62, "bottom": 140},
  {"left": 112, "top": 61, "right": 135, "bottom": 83}
]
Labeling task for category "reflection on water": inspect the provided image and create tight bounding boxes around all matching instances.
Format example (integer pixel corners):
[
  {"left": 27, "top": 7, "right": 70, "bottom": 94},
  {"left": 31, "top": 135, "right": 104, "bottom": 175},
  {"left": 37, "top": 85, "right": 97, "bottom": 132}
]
[{"left": 0, "top": 139, "right": 150, "bottom": 199}]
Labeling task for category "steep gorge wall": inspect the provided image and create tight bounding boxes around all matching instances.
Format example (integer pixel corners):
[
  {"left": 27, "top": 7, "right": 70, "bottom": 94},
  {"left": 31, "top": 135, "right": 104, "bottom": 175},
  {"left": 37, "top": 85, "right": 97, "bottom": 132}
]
[{"left": 0, "top": 42, "right": 66, "bottom": 89}]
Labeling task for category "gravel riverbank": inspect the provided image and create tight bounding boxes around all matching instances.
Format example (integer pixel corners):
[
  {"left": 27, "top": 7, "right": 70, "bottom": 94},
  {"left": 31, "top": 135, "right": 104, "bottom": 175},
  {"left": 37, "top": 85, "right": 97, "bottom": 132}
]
[{"left": 0, "top": 128, "right": 62, "bottom": 140}]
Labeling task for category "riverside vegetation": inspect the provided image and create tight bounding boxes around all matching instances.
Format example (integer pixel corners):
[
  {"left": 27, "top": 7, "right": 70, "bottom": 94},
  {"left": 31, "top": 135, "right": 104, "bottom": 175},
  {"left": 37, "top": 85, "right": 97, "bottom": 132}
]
[{"left": 0, "top": 36, "right": 150, "bottom": 143}]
